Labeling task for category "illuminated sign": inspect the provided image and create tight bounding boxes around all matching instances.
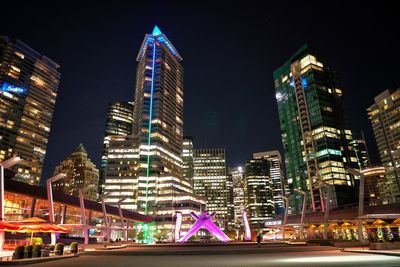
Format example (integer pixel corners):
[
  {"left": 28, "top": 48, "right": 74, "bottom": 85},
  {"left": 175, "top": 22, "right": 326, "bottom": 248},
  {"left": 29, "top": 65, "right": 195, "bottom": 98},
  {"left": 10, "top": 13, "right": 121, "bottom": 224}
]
[
  {"left": 265, "top": 220, "right": 282, "bottom": 226},
  {"left": 1, "top": 83, "right": 27, "bottom": 94}
]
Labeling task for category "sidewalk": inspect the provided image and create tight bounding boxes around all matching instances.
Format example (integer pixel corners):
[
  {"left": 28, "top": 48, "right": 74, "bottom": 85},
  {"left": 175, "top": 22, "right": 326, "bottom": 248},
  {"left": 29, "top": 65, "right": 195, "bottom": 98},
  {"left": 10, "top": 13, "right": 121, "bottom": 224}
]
[{"left": 342, "top": 247, "right": 400, "bottom": 257}]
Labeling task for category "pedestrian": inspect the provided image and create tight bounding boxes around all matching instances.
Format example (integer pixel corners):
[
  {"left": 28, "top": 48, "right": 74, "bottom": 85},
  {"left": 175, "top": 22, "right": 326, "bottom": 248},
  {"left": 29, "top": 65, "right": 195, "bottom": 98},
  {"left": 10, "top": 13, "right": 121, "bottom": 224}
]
[{"left": 257, "top": 234, "right": 262, "bottom": 248}]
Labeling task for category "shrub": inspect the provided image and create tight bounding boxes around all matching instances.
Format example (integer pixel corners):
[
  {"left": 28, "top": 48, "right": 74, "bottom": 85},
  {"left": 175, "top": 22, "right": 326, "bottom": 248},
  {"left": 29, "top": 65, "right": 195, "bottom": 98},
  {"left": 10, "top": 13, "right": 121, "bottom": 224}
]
[
  {"left": 23, "top": 245, "right": 33, "bottom": 258},
  {"left": 12, "top": 246, "right": 25, "bottom": 260},
  {"left": 32, "top": 245, "right": 42, "bottom": 258},
  {"left": 54, "top": 243, "right": 64, "bottom": 255},
  {"left": 70, "top": 242, "right": 78, "bottom": 253}
]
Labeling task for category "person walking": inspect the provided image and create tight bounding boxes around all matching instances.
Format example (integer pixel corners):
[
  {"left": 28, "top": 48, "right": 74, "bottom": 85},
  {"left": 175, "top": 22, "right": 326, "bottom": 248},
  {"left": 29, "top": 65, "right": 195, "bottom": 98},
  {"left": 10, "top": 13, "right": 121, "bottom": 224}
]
[{"left": 257, "top": 234, "right": 262, "bottom": 248}]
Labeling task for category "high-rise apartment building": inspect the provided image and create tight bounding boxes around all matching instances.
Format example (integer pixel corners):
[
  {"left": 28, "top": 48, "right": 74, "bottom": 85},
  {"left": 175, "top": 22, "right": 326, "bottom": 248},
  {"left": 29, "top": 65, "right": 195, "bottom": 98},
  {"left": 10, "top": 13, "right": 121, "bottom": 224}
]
[
  {"left": 0, "top": 36, "right": 60, "bottom": 185},
  {"left": 274, "top": 44, "right": 358, "bottom": 212},
  {"left": 53, "top": 144, "right": 99, "bottom": 201},
  {"left": 99, "top": 101, "right": 134, "bottom": 195},
  {"left": 253, "top": 151, "right": 286, "bottom": 215},
  {"left": 361, "top": 167, "right": 387, "bottom": 206},
  {"left": 117, "top": 26, "right": 204, "bottom": 239},
  {"left": 229, "top": 167, "right": 245, "bottom": 228},
  {"left": 103, "top": 135, "right": 139, "bottom": 210},
  {"left": 368, "top": 88, "right": 400, "bottom": 202},
  {"left": 193, "top": 148, "right": 228, "bottom": 228},
  {"left": 244, "top": 156, "right": 274, "bottom": 230}
]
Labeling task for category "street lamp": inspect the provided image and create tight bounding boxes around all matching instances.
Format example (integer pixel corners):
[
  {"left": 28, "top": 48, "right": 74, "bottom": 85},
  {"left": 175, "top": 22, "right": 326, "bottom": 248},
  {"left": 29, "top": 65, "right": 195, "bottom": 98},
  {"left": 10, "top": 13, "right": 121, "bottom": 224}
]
[
  {"left": 100, "top": 192, "right": 112, "bottom": 243},
  {"left": 294, "top": 188, "right": 306, "bottom": 239},
  {"left": 347, "top": 168, "right": 366, "bottom": 243},
  {"left": 279, "top": 195, "right": 289, "bottom": 240},
  {"left": 79, "top": 184, "right": 95, "bottom": 245},
  {"left": 0, "top": 156, "right": 22, "bottom": 251},
  {"left": 46, "top": 172, "right": 67, "bottom": 245},
  {"left": 117, "top": 197, "right": 128, "bottom": 242}
]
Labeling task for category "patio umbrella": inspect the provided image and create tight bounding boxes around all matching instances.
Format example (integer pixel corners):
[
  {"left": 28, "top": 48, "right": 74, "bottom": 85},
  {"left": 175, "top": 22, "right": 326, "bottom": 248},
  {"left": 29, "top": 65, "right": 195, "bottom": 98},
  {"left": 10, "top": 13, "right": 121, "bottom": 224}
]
[
  {"left": 369, "top": 219, "right": 387, "bottom": 228},
  {"left": 0, "top": 221, "right": 20, "bottom": 232},
  {"left": 14, "top": 217, "right": 69, "bottom": 244},
  {"left": 389, "top": 218, "right": 400, "bottom": 226}
]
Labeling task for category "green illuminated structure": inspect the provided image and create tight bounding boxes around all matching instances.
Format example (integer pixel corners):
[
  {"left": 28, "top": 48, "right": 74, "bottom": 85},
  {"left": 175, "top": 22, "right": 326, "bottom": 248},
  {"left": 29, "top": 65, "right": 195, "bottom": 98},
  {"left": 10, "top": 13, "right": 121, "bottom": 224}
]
[{"left": 273, "top": 44, "right": 359, "bottom": 212}]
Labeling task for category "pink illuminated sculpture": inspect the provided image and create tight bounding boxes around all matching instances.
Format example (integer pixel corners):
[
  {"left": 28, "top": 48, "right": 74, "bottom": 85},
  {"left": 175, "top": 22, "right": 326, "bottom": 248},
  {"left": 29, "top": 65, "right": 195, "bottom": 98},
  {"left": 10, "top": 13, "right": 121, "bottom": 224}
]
[
  {"left": 178, "top": 211, "right": 231, "bottom": 242},
  {"left": 242, "top": 209, "right": 251, "bottom": 241},
  {"left": 174, "top": 212, "right": 182, "bottom": 241}
]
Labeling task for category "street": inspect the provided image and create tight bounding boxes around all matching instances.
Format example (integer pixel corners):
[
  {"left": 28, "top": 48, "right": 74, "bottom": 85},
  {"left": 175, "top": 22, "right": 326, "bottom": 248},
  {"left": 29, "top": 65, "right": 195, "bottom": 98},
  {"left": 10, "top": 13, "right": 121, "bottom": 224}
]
[{"left": 31, "top": 250, "right": 400, "bottom": 267}]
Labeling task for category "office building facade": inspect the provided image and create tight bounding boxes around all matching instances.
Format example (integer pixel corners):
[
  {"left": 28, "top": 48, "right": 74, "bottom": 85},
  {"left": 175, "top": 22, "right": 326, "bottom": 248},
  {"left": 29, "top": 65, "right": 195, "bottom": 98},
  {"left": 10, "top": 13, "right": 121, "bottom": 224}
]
[
  {"left": 193, "top": 148, "right": 228, "bottom": 228},
  {"left": 244, "top": 156, "right": 275, "bottom": 230},
  {"left": 229, "top": 167, "right": 245, "bottom": 228},
  {"left": 0, "top": 36, "right": 60, "bottom": 185},
  {"left": 99, "top": 101, "right": 134, "bottom": 195},
  {"left": 53, "top": 144, "right": 99, "bottom": 201},
  {"left": 253, "top": 151, "right": 286, "bottom": 215},
  {"left": 368, "top": 88, "right": 400, "bottom": 202},
  {"left": 103, "top": 135, "right": 139, "bottom": 210},
  {"left": 274, "top": 44, "right": 358, "bottom": 212},
  {"left": 182, "top": 136, "right": 194, "bottom": 187}
]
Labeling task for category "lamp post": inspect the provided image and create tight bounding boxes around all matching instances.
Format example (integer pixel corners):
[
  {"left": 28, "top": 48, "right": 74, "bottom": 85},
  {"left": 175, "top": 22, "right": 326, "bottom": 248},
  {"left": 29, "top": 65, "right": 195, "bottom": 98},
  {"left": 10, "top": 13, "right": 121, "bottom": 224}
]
[
  {"left": 294, "top": 188, "right": 306, "bottom": 239},
  {"left": 79, "top": 184, "right": 95, "bottom": 245},
  {"left": 279, "top": 195, "right": 289, "bottom": 240},
  {"left": 100, "top": 192, "right": 112, "bottom": 243},
  {"left": 117, "top": 197, "right": 128, "bottom": 241},
  {"left": 0, "top": 156, "right": 22, "bottom": 251},
  {"left": 347, "top": 168, "right": 366, "bottom": 243},
  {"left": 46, "top": 172, "right": 67, "bottom": 245}
]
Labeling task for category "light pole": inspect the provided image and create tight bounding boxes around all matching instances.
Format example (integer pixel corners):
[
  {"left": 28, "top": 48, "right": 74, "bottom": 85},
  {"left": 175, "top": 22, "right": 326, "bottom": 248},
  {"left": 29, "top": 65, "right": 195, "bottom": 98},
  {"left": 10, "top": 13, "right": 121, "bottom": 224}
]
[
  {"left": 100, "top": 192, "right": 112, "bottom": 243},
  {"left": 322, "top": 183, "right": 331, "bottom": 240},
  {"left": 0, "top": 156, "right": 22, "bottom": 251},
  {"left": 117, "top": 197, "right": 128, "bottom": 242},
  {"left": 294, "top": 188, "right": 306, "bottom": 239},
  {"left": 279, "top": 195, "right": 289, "bottom": 240},
  {"left": 79, "top": 184, "right": 95, "bottom": 245},
  {"left": 46, "top": 172, "right": 67, "bottom": 245},
  {"left": 347, "top": 168, "right": 366, "bottom": 243}
]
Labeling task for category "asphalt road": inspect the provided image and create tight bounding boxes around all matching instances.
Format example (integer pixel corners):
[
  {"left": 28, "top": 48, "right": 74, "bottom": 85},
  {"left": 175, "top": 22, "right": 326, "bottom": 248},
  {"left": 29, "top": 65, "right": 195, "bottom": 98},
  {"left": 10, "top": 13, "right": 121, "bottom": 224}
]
[{"left": 31, "top": 250, "right": 400, "bottom": 267}]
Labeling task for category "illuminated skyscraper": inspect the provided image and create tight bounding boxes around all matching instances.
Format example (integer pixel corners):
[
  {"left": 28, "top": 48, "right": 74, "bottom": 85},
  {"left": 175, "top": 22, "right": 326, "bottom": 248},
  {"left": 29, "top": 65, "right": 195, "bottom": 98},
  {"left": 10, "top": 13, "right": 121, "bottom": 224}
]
[
  {"left": 229, "top": 167, "right": 245, "bottom": 227},
  {"left": 350, "top": 132, "right": 371, "bottom": 169},
  {"left": 253, "top": 151, "right": 286, "bottom": 215},
  {"left": 0, "top": 36, "right": 60, "bottom": 185},
  {"left": 99, "top": 101, "right": 134, "bottom": 195},
  {"left": 193, "top": 148, "right": 228, "bottom": 228},
  {"left": 368, "top": 88, "right": 400, "bottom": 202},
  {"left": 130, "top": 26, "right": 203, "bottom": 237},
  {"left": 182, "top": 136, "right": 194, "bottom": 187},
  {"left": 274, "top": 44, "right": 358, "bottom": 212},
  {"left": 103, "top": 135, "right": 139, "bottom": 210},
  {"left": 243, "top": 155, "right": 274, "bottom": 230},
  {"left": 53, "top": 144, "right": 99, "bottom": 201}
]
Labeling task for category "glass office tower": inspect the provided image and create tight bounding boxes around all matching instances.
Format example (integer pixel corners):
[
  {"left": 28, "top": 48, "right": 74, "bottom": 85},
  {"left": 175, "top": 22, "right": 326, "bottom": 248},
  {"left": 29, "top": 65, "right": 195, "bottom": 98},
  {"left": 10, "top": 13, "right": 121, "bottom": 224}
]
[
  {"left": 99, "top": 101, "right": 134, "bottom": 195},
  {"left": 274, "top": 44, "right": 358, "bottom": 212},
  {"left": 0, "top": 36, "right": 60, "bottom": 185}
]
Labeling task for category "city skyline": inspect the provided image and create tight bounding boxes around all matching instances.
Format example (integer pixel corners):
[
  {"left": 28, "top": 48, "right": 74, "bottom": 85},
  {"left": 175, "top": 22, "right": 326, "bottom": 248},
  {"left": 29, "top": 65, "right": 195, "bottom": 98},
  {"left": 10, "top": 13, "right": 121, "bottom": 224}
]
[{"left": 0, "top": 2, "right": 398, "bottom": 183}]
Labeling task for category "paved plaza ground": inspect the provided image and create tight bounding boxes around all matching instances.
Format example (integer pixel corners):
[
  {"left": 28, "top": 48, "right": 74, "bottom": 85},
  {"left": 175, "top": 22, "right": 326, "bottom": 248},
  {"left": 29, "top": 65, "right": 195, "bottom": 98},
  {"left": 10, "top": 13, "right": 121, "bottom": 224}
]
[{"left": 27, "top": 243, "right": 400, "bottom": 267}]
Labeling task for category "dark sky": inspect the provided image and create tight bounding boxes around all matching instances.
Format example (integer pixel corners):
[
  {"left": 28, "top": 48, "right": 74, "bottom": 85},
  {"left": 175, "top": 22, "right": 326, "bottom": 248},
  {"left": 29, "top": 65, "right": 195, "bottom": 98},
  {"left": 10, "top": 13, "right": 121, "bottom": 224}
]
[{"left": 1, "top": 1, "right": 399, "bottom": 182}]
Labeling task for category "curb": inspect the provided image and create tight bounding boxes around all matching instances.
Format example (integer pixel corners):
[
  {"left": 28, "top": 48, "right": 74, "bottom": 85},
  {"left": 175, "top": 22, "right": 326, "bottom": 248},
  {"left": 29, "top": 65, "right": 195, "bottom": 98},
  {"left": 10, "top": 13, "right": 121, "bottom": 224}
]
[
  {"left": 341, "top": 249, "right": 400, "bottom": 257},
  {"left": 0, "top": 254, "right": 78, "bottom": 265}
]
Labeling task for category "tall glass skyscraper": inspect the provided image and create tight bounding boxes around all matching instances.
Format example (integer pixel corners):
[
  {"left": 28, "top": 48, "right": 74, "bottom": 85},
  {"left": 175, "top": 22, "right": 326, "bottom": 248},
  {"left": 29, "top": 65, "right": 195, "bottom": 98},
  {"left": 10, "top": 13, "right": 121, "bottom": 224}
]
[
  {"left": 130, "top": 26, "right": 203, "bottom": 238},
  {"left": 274, "top": 44, "right": 358, "bottom": 212},
  {"left": 99, "top": 101, "right": 134, "bottom": 195},
  {"left": 253, "top": 151, "right": 286, "bottom": 215},
  {"left": 0, "top": 36, "right": 60, "bottom": 185}
]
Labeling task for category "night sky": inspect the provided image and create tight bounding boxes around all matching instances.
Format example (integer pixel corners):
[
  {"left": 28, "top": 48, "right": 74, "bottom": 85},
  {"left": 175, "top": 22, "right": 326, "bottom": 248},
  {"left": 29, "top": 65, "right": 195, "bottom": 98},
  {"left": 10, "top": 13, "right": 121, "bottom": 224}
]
[{"left": 1, "top": 1, "right": 399, "bottom": 182}]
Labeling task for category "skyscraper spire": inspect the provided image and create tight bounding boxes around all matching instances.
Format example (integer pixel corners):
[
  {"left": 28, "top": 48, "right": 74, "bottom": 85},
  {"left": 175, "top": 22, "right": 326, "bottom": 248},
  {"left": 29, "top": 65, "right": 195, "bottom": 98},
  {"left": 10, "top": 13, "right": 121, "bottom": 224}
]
[{"left": 152, "top": 25, "right": 162, "bottom": 36}]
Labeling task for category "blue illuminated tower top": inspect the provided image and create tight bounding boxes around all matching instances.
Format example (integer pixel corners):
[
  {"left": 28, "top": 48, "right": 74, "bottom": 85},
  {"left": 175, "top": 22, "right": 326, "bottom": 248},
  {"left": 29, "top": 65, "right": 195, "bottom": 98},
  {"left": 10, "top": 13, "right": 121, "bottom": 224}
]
[{"left": 136, "top": 25, "right": 182, "bottom": 61}]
